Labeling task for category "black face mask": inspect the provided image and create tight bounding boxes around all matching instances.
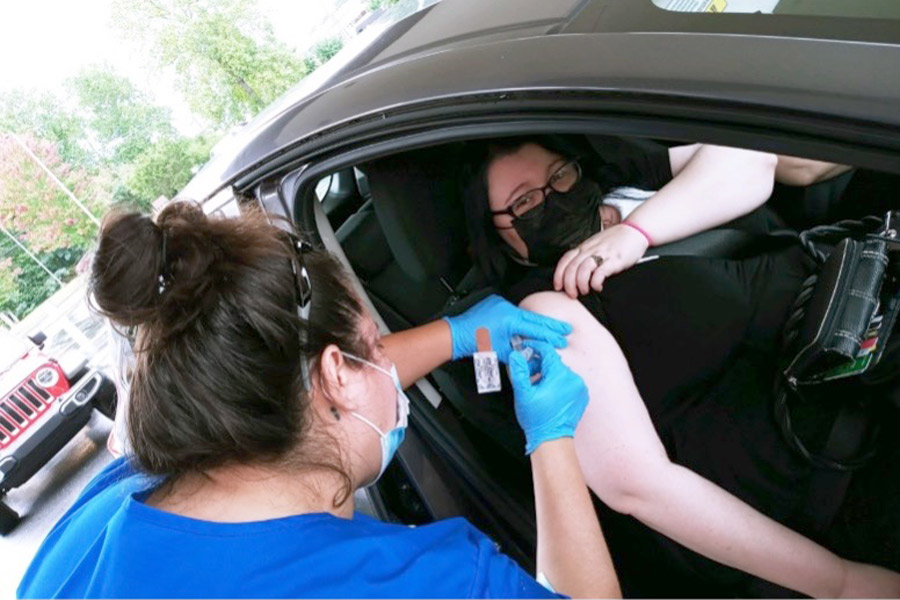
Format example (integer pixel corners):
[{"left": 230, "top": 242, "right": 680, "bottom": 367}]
[{"left": 511, "top": 178, "right": 603, "bottom": 266}]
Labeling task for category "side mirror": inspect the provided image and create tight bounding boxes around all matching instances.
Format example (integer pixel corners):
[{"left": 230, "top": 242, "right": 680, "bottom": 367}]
[{"left": 28, "top": 331, "right": 46, "bottom": 348}]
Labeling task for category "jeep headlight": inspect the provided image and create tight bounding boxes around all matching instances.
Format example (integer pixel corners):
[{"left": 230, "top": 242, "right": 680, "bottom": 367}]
[{"left": 35, "top": 367, "right": 60, "bottom": 388}]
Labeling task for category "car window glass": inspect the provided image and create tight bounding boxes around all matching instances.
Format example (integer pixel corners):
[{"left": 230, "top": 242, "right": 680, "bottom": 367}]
[{"left": 315, "top": 175, "right": 334, "bottom": 202}]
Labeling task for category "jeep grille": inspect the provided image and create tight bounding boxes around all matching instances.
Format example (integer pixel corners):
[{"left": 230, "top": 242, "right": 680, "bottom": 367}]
[{"left": 0, "top": 379, "right": 53, "bottom": 449}]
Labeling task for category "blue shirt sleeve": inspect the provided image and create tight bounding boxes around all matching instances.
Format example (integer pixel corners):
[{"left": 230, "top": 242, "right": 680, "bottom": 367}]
[{"left": 467, "top": 529, "right": 565, "bottom": 598}]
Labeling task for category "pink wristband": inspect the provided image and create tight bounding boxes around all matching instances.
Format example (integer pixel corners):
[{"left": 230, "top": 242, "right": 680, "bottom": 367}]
[{"left": 622, "top": 221, "right": 654, "bottom": 247}]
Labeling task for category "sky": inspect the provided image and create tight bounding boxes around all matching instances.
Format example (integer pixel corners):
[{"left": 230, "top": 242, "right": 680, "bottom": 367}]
[{"left": 0, "top": 0, "right": 359, "bottom": 134}]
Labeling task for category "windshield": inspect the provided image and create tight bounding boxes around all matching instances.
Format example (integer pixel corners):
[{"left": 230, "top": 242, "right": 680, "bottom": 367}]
[
  {"left": 652, "top": 0, "right": 900, "bottom": 19},
  {"left": 0, "top": 333, "right": 31, "bottom": 375}
]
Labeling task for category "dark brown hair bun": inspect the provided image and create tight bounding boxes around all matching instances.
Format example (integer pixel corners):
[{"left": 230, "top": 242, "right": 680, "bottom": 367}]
[
  {"left": 89, "top": 202, "right": 371, "bottom": 503},
  {"left": 91, "top": 202, "right": 273, "bottom": 339}
]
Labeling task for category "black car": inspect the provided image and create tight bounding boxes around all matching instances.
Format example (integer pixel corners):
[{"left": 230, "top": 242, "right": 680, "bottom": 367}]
[{"left": 179, "top": 0, "right": 900, "bottom": 595}]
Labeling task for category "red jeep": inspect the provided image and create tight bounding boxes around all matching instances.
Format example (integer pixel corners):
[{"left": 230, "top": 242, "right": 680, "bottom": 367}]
[{"left": 0, "top": 331, "right": 115, "bottom": 534}]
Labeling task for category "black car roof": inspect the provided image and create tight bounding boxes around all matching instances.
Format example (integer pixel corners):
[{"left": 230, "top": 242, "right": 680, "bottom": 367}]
[{"left": 183, "top": 0, "right": 900, "bottom": 201}]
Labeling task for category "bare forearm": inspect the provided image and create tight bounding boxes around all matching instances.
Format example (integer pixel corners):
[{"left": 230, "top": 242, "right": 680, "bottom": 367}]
[
  {"left": 382, "top": 319, "right": 452, "bottom": 388},
  {"left": 619, "top": 462, "right": 845, "bottom": 598},
  {"left": 532, "top": 438, "right": 620, "bottom": 599},
  {"left": 628, "top": 145, "right": 777, "bottom": 245},
  {"left": 776, "top": 155, "right": 852, "bottom": 187}
]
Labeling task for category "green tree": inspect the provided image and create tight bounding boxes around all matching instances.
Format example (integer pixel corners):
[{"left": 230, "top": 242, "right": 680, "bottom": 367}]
[
  {"left": 112, "top": 0, "right": 308, "bottom": 127},
  {"left": 0, "top": 234, "right": 83, "bottom": 320},
  {"left": 66, "top": 66, "right": 176, "bottom": 165},
  {"left": 0, "top": 256, "right": 18, "bottom": 313},
  {"left": 0, "top": 90, "right": 89, "bottom": 166},
  {"left": 125, "top": 135, "right": 215, "bottom": 211},
  {"left": 0, "top": 70, "right": 207, "bottom": 319},
  {"left": 1, "top": 67, "right": 176, "bottom": 170},
  {"left": 303, "top": 37, "right": 345, "bottom": 72}
]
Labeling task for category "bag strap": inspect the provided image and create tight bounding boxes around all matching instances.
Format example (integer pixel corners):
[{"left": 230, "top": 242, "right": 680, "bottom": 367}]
[
  {"left": 794, "top": 405, "right": 871, "bottom": 536},
  {"left": 773, "top": 380, "right": 879, "bottom": 471},
  {"left": 800, "top": 212, "right": 898, "bottom": 263}
]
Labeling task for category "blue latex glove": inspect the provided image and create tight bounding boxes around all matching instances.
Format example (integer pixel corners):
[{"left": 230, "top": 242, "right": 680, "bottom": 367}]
[
  {"left": 443, "top": 295, "right": 572, "bottom": 362},
  {"left": 508, "top": 340, "right": 589, "bottom": 455}
]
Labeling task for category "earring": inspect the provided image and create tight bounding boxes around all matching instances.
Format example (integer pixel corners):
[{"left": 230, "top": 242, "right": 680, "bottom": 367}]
[{"left": 330, "top": 406, "right": 341, "bottom": 421}]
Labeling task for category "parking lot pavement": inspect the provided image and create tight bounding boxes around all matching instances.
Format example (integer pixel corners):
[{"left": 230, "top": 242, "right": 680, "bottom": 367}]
[{"left": 2, "top": 412, "right": 114, "bottom": 598}]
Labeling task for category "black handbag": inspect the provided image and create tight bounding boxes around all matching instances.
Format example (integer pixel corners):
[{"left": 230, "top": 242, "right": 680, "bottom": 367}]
[{"left": 776, "top": 211, "right": 900, "bottom": 471}]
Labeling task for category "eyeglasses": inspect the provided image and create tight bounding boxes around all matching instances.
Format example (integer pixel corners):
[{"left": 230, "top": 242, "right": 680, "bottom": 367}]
[
  {"left": 289, "top": 235, "right": 313, "bottom": 390},
  {"left": 491, "top": 160, "right": 581, "bottom": 223}
]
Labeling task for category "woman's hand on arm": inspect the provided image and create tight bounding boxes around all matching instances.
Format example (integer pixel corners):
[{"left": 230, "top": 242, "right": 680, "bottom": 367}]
[
  {"left": 553, "top": 144, "right": 777, "bottom": 298},
  {"left": 382, "top": 294, "right": 572, "bottom": 388},
  {"left": 552, "top": 224, "right": 649, "bottom": 297},
  {"left": 509, "top": 341, "right": 620, "bottom": 598}
]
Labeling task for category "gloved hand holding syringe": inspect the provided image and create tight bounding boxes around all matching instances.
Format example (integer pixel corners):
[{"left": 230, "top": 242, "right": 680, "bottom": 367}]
[{"left": 511, "top": 334, "right": 543, "bottom": 378}]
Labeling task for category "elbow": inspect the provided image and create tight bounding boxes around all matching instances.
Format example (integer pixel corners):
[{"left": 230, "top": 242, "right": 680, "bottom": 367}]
[
  {"left": 602, "top": 486, "right": 645, "bottom": 517},
  {"left": 782, "top": 164, "right": 819, "bottom": 188},
  {"left": 757, "top": 150, "right": 779, "bottom": 175},
  {"left": 753, "top": 150, "right": 779, "bottom": 189},
  {"left": 742, "top": 150, "right": 778, "bottom": 209},
  {"left": 588, "top": 461, "right": 666, "bottom": 518}
]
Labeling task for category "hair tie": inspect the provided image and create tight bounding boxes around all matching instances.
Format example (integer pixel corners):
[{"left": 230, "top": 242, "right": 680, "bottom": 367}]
[
  {"left": 622, "top": 220, "right": 655, "bottom": 247},
  {"left": 158, "top": 229, "right": 170, "bottom": 295}
]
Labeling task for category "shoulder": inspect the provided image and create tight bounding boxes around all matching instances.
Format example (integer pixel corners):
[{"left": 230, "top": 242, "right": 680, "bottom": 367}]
[
  {"left": 585, "top": 135, "right": 674, "bottom": 190},
  {"left": 17, "top": 458, "right": 154, "bottom": 598},
  {"left": 505, "top": 266, "right": 555, "bottom": 305}
]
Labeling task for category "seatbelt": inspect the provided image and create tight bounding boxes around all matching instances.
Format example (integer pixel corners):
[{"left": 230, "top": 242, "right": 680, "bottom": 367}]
[{"left": 647, "top": 228, "right": 797, "bottom": 260}]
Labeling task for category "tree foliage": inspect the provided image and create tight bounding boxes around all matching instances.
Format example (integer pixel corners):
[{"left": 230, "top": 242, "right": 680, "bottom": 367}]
[
  {"left": 303, "top": 37, "right": 345, "bottom": 73},
  {"left": 0, "top": 234, "right": 84, "bottom": 320},
  {"left": 0, "top": 256, "right": 18, "bottom": 314},
  {"left": 0, "top": 66, "right": 176, "bottom": 170},
  {"left": 0, "top": 134, "right": 102, "bottom": 252},
  {"left": 66, "top": 66, "right": 176, "bottom": 165},
  {"left": 369, "top": 0, "right": 403, "bottom": 10},
  {"left": 0, "top": 136, "right": 99, "bottom": 319},
  {"left": 0, "top": 90, "right": 90, "bottom": 166},
  {"left": 126, "top": 135, "right": 214, "bottom": 211},
  {"left": 112, "top": 0, "right": 308, "bottom": 127}
]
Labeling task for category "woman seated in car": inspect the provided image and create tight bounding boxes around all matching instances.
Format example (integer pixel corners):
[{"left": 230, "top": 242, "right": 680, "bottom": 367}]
[{"left": 459, "top": 135, "right": 900, "bottom": 597}]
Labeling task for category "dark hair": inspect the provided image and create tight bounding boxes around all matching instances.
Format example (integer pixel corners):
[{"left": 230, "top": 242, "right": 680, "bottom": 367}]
[
  {"left": 462, "top": 135, "right": 595, "bottom": 285},
  {"left": 90, "top": 202, "right": 370, "bottom": 504}
]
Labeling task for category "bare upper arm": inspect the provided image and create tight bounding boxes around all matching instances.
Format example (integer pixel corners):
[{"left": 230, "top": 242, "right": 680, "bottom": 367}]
[{"left": 517, "top": 291, "right": 670, "bottom": 494}]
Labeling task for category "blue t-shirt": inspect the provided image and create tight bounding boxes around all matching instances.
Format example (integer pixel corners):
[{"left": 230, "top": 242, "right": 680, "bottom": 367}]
[{"left": 18, "top": 458, "right": 557, "bottom": 599}]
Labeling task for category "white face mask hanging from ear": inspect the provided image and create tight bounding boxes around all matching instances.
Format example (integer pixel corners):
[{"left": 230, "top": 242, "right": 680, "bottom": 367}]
[{"left": 341, "top": 353, "right": 410, "bottom": 486}]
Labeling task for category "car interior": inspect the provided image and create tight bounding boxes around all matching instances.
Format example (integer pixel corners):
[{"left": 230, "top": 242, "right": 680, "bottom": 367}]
[
  {"left": 302, "top": 132, "right": 899, "bottom": 590},
  {"left": 319, "top": 135, "right": 896, "bottom": 446}
]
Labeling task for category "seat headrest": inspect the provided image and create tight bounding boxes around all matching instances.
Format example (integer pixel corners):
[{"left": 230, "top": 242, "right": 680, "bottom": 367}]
[{"left": 362, "top": 146, "right": 467, "bottom": 282}]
